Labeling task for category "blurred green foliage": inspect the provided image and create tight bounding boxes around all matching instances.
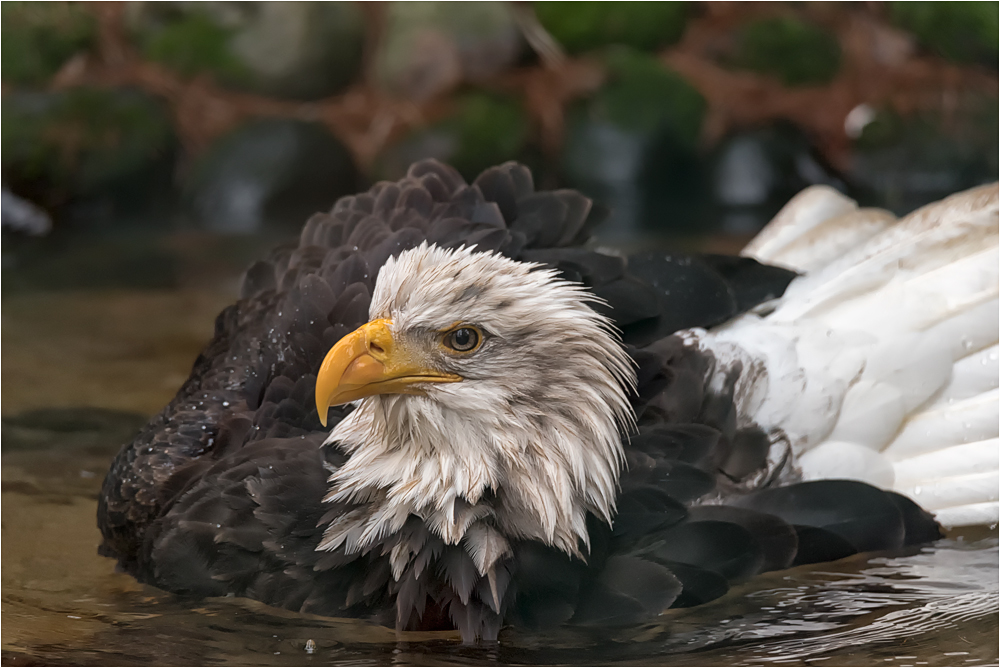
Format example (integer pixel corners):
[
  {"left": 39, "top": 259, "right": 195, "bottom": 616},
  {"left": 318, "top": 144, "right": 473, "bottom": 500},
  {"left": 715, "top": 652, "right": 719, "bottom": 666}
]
[
  {"left": 731, "top": 17, "right": 842, "bottom": 86},
  {"left": 1, "top": 1, "right": 96, "bottom": 86},
  {"left": 853, "top": 109, "right": 912, "bottom": 151},
  {"left": 2, "top": 88, "right": 174, "bottom": 196},
  {"left": 561, "top": 49, "right": 708, "bottom": 234},
  {"left": 890, "top": 1, "right": 998, "bottom": 66},
  {"left": 134, "top": 9, "right": 249, "bottom": 82},
  {"left": 535, "top": 1, "right": 688, "bottom": 54},
  {"left": 444, "top": 93, "right": 531, "bottom": 179},
  {"left": 592, "top": 48, "right": 705, "bottom": 144}
]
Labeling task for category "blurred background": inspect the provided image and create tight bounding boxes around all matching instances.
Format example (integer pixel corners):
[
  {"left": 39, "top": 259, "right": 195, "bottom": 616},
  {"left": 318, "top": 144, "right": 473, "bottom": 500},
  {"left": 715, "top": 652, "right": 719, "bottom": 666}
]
[
  {"left": 4, "top": 1, "right": 998, "bottom": 256},
  {"left": 2, "top": 4, "right": 999, "bottom": 664}
]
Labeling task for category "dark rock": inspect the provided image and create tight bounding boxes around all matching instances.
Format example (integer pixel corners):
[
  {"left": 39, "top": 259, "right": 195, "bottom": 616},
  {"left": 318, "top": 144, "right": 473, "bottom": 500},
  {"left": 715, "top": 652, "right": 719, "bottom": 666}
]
[
  {"left": 376, "top": 93, "right": 534, "bottom": 184},
  {"left": 561, "top": 48, "right": 708, "bottom": 240},
  {"left": 184, "top": 118, "right": 359, "bottom": 233},
  {"left": 848, "top": 101, "right": 999, "bottom": 215},
  {"left": 1, "top": 2, "right": 96, "bottom": 86},
  {"left": 535, "top": 1, "right": 689, "bottom": 54},
  {"left": 889, "top": 1, "right": 998, "bottom": 67},
  {"left": 729, "top": 17, "right": 842, "bottom": 87},
  {"left": 375, "top": 2, "right": 523, "bottom": 101},
  {"left": 710, "top": 123, "right": 846, "bottom": 235},
  {"left": 127, "top": 2, "right": 365, "bottom": 100},
  {"left": 1, "top": 87, "right": 177, "bottom": 224}
]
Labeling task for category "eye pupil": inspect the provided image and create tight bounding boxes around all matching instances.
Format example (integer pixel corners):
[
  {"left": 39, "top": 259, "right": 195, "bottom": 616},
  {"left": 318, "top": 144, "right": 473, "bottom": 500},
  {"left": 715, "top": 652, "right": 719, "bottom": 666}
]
[{"left": 448, "top": 327, "right": 479, "bottom": 352}]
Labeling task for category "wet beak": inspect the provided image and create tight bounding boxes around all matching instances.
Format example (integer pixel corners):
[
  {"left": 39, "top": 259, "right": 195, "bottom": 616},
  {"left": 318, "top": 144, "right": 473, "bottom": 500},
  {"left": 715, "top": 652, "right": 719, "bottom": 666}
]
[{"left": 314, "top": 318, "right": 460, "bottom": 426}]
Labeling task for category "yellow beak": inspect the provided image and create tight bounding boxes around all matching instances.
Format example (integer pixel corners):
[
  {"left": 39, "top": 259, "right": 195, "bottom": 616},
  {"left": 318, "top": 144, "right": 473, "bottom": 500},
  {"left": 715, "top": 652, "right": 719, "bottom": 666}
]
[{"left": 314, "top": 318, "right": 461, "bottom": 426}]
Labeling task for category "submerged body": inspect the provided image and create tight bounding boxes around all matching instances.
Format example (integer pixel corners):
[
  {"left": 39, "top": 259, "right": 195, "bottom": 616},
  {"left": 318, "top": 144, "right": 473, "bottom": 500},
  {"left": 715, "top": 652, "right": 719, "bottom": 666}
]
[{"left": 98, "top": 161, "right": 998, "bottom": 641}]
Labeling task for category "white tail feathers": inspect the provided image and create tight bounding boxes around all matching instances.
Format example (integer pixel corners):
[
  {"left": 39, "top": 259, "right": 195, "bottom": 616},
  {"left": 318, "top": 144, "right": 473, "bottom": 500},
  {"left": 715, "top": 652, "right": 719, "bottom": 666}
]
[{"left": 696, "top": 183, "right": 999, "bottom": 528}]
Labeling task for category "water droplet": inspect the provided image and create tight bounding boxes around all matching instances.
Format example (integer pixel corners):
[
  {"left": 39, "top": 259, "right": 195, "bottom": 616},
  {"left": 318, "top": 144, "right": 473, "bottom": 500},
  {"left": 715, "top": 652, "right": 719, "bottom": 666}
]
[{"left": 305, "top": 639, "right": 316, "bottom": 654}]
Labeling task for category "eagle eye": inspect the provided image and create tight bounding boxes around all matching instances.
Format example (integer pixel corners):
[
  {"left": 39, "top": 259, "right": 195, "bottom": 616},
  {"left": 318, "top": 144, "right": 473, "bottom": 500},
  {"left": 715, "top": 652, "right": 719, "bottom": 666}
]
[{"left": 443, "top": 326, "right": 481, "bottom": 353}]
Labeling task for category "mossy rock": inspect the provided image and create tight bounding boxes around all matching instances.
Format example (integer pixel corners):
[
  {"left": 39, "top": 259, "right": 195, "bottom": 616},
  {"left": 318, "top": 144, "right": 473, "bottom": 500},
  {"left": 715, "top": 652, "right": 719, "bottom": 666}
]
[
  {"left": 1, "top": 2, "right": 96, "bottom": 86},
  {"left": 2, "top": 87, "right": 176, "bottom": 207},
  {"left": 127, "top": 2, "right": 365, "bottom": 100},
  {"left": 561, "top": 49, "right": 708, "bottom": 237},
  {"left": 535, "top": 1, "right": 689, "bottom": 54},
  {"left": 889, "top": 1, "right": 998, "bottom": 67},
  {"left": 376, "top": 93, "right": 534, "bottom": 183},
  {"left": 730, "top": 16, "right": 842, "bottom": 87}
]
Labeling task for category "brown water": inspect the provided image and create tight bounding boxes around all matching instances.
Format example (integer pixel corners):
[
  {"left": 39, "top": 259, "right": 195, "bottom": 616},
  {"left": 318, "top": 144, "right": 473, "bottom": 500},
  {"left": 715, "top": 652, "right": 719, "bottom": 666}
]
[{"left": 3, "top": 239, "right": 998, "bottom": 666}]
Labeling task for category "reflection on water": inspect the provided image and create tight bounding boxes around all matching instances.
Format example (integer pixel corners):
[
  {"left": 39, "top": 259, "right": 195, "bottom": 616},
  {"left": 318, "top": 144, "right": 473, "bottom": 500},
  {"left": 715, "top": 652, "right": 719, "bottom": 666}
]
[
  {"left": 3, "top": 472, "right": 998, "bottom": 666},
  {"left": 2, "top": 236, "right": 998, "bottom": 666},
  {"left": 4, "top": 410, "right": 997, "bottom": 666}
]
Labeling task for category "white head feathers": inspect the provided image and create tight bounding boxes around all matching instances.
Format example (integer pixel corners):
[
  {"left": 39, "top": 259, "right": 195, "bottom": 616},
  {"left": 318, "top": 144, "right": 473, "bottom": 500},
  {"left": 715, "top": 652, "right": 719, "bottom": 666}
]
[{"left": 321, "top": 243, "right": 636, "bottom": 570}]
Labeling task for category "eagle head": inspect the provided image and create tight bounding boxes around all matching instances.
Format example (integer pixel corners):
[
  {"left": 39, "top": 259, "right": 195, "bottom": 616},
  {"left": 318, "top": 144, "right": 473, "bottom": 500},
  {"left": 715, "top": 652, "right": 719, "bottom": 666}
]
[{"left": 314, "top": 243, "right": 635, "bottom": 563}]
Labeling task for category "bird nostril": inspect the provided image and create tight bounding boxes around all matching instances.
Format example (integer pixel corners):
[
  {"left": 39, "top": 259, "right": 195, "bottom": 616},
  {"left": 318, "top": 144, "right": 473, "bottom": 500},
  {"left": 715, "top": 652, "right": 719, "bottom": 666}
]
[{"left": 369, "top": 342, "right": 385, "bottom": 356}]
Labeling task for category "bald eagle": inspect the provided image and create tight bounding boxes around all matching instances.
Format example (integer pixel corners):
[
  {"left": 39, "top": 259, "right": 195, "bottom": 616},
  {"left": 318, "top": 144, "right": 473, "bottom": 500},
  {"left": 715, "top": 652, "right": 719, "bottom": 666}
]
[{"left": 98, "top": 161, "right": 999, "bottom": 642}]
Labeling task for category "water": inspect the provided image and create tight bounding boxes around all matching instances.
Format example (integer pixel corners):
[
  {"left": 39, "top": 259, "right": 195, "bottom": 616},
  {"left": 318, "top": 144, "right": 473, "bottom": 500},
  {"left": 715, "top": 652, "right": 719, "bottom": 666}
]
[
  {"left": 3, "top": 457, "right": 997, "bottom": 666},
  {"left": 2, "top": 233, "right": 998, "bottom": 666}
]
